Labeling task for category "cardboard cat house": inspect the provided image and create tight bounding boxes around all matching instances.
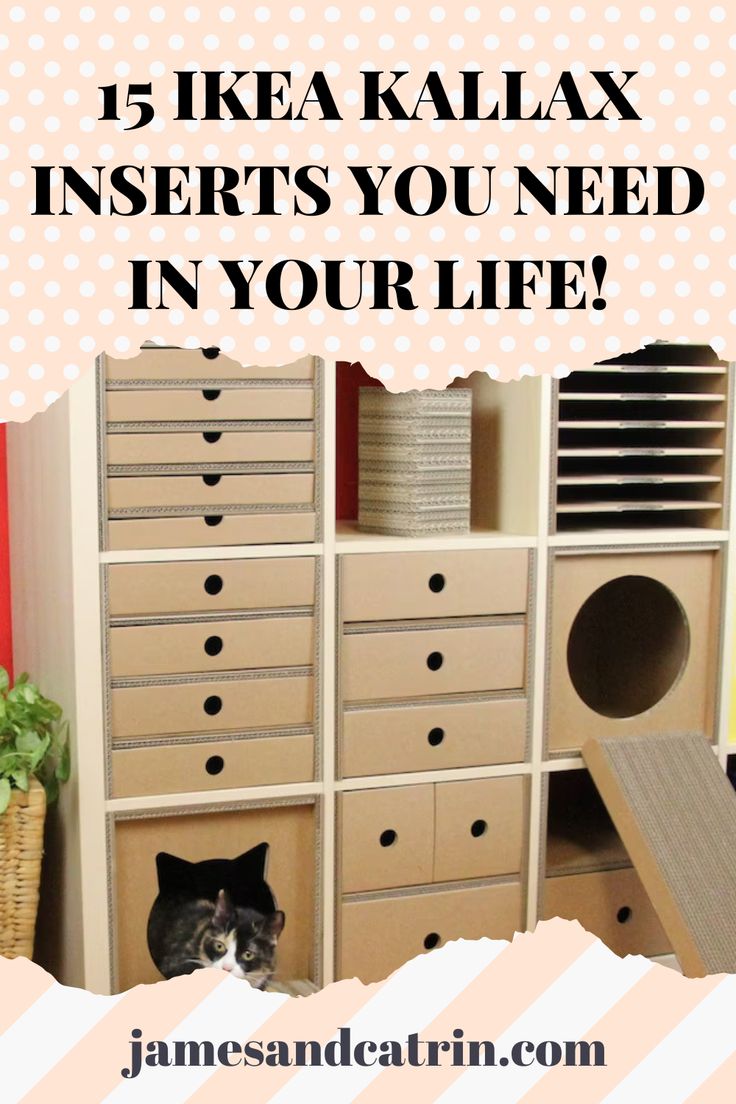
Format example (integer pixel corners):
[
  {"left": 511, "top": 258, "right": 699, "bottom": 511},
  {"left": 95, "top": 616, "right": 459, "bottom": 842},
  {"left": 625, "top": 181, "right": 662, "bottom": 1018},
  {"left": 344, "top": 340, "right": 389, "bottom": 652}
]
[{"left": 546, "top": 547, "right": 722, "bottom": 755}]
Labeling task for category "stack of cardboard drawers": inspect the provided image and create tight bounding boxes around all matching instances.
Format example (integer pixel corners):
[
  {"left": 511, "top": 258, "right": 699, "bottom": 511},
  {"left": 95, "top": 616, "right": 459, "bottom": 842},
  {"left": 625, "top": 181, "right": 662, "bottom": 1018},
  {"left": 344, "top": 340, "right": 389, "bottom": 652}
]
[
  {"left": 102, "top": 347, "right": 318, "bottom": 549},
  {"left": 336, "top": 547, "right": 531, "bottom": 982},
  {"left": 99, "top": 349, "right": 321, "bottom": 801}
]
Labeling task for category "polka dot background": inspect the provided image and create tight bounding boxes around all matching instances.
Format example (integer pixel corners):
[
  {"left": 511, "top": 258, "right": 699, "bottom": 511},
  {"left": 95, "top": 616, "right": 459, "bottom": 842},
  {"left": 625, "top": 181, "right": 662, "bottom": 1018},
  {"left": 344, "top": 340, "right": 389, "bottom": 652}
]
[{"left": 0, "top": 1, "right": 734, "bottom": 418}]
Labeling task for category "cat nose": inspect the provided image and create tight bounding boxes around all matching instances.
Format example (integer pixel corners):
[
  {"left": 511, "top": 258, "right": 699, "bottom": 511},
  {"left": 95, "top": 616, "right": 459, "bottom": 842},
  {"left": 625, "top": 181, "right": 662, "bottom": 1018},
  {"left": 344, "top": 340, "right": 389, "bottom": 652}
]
[{"left": 221, "top": 963, "right": 234, "bottom": 972}]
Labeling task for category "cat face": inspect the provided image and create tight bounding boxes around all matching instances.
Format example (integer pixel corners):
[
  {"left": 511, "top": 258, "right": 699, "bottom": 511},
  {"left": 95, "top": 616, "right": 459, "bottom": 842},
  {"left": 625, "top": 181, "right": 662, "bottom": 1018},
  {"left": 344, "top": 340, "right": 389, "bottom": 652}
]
[{"left": 203, "top": 890, "right": 285, "bottom": 987}]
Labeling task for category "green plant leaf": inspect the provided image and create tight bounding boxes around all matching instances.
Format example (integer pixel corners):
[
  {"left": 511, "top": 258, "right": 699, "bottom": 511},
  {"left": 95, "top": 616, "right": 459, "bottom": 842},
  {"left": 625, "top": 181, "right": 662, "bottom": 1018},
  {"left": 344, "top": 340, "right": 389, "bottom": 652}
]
[
  {"left": 0, "top": 777, "right": 10, "bottom": 814},
  {"left": 43, "top": 773, "right": 59, "bottom": 806},
  {"left": 56, "top": 738, "right": 71, "bottom": 784},
  {"left": 0, "top": 668, "right": 9, "bottom": 695},
  {"left": 11, "top": 768, "right": 28, "bottom": 792}
]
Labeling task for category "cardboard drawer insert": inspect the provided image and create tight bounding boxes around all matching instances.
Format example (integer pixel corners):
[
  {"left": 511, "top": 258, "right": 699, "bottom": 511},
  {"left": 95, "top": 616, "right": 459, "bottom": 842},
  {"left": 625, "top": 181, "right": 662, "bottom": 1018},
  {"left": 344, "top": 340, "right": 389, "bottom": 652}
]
[
  {"left": 543, "top": 867, "right": 670, "bottom": 958},
  {"left": 341, "top": 697, "right": 527, "bottom": 777},
  {"left": 109, "top": 615, "right": 315, "bottom": 678},
  {"left": 114, "top": 801, "right": 316, "bottom": 991},
  {"left": 110, "top": 673, "right": 314, "bottom": 740},
  {"left": 111, "top": 733, "right": 315, "bottom": 798},
  {"left": 340, "top": 785, "right": 435, "bottom": 893},
  {"left": 106, "top": 430, "right": 316, "bottom": 468},
  {"left": 106, "top": 387, "right": 314, "bottom": 424},
  {"left": 105, "top": 350, "right": 316, "bottom": 383},
  {"left": 107, "top": 557, "right": 316, "bottom": 618},
  {"left": 106, "top": 511, "right": 316, "bottom": 550},
  {"left": 434, "top": 777, "right": 526, "bottom": 883},
  {"left": 339, "top": 881, "right": 523, "bottom": 984},
  {"left": 342, "top": 621, "right": 526, "bottom": 702},
  {"left": 341, "top": 548, "right": 529, "bottom": 622},
  {"left": 107, "top": 473, "right": 315, "bottom": 511}
]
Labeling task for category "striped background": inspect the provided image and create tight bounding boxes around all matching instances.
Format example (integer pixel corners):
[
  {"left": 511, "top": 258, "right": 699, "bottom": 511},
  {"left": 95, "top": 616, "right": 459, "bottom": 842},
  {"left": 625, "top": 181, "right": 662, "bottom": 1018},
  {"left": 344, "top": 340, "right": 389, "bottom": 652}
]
[{"left": 0, "top": 920, "right": 734, "bottom": 1102}]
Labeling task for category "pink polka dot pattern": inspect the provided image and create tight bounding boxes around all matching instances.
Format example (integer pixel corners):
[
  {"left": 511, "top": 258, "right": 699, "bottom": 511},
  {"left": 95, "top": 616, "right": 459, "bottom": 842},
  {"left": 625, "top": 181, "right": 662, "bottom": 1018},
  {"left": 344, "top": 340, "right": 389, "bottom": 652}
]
[{"left": 0, "top": 2, "right": 734, "bottom": 417}]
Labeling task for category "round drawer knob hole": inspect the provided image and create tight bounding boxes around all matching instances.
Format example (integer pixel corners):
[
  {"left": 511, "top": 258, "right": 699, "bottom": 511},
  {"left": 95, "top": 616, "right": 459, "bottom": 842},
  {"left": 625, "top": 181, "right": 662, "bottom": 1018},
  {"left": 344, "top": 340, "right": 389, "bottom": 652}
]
[
  {"left": 204, "top": 695, "right": 223, "bottom": 716},
  {"left": 202, "top": 389, "right": 221, "bottom": 401},
  {"left": 423, "top": 932, "right": 440, "bottom": 951},
  {"left": 379, "top": 829, "right": 397, "bottom": 848},
  {"left": 428, "top": 573, "right": 446, "bottom": 594},
  {"left": 204, "top": 515, "right": 223, "bottom": 527},
  {"left": 205, "top": 755, "right": 224, "bottom": 776},
  {"left": 203, "top": 346, "right": 221, "bottom": 360},
  {"left": 204, "top": 635, "right": 223, "bottom": 657},
  {"left": 616, "top": 906, "right": 632, "bottom": 925},
  {"left": 426, "top": 651, "right": 444, "bottom": 672},
  {"left": 202, "top": 474, "right": 222, "bottom": 487},
  {"left": 470, "top": 819, "right": 488, "bottom": 838},
  {"left": 204, "top": 574, "right": 223, "bottom": 595},
  {"left": 203, "top": 432, "right": 221, "bottom": 444},
  {"left": 427, "top": 727, "right": 445, "bottom": 747}
]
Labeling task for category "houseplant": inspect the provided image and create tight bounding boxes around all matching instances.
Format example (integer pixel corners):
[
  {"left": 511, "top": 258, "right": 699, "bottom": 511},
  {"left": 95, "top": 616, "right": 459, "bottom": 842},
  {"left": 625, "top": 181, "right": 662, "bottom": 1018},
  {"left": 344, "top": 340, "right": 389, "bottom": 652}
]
[{"left": 0, "top": 667, "right": 70, "bottom": 959}]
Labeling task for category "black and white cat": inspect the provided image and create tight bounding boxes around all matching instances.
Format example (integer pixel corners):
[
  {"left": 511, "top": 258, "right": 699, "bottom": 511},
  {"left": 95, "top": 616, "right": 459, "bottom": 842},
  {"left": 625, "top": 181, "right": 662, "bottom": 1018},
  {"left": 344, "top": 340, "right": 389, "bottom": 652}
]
[{"left": 147, "top": 844, "right": 285, "bottom": 989}]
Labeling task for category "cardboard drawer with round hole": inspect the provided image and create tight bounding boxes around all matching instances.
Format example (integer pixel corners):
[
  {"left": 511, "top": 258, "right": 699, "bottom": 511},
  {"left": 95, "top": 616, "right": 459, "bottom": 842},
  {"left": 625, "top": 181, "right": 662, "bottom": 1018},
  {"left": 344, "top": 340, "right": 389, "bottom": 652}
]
[
  {"left": 433, "top": 777, "right": 526, "bottom": 883},
  {"left": 111, "top": 733, "right": 315, "bottom": 797},
  {"left": 339, "top": 881, "right": 523, "bottom": 984},
  {"left": 340, "top": 785, "right": 435, "bottom": 893},
  {"left": 106, "top": 511, "right": 316, "bottom": 550},
  {"left": 105, "top": 350, "right": 316, "bottom": 382},
  {"left": 110, "top": 673, "right": 314, "bottom": 741},
  {"left": 109, "top": 616, "right": 315, "bottom": 678},
  {"left": 341, "top": 697, "right": 527, "bottom": 777},
  {"left": 547, "top": 548, "right": 720, "bottom": 753},
  {"left": 542, "top": 868, "right": 670, "bottom": 958},
  {"left": 114, "top": 801, "right": 316, "bottom": 991},
  {"left": 107, "top": 473, "right": 315, "bottom": 511},
  {"left": 106, "top": 430, "right": 316, "bottom": 467},
  {"left": 107, "top": 557, "right": 316, "bottom": 618},
  {"left": 341, "top": 621, "right": 526, "bottom": 703},
  {"left": 341, "top": 549, "right": 529, "bottom": 623},
  {"left": 106, "top": 387, "right": 314, "bottom": 424}
]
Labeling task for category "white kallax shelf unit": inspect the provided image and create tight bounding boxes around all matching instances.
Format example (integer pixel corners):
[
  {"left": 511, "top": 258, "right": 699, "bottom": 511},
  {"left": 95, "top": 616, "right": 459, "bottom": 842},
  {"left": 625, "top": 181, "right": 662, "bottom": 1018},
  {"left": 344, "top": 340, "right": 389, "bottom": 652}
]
[{"left": 6, "top": 342, "right": 736, "bottom": 992}]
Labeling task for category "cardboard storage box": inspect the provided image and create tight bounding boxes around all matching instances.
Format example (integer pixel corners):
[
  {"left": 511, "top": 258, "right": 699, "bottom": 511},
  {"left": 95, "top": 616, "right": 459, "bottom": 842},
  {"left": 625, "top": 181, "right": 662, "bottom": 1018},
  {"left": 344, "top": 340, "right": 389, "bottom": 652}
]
[
  {"left": 107, "top": 473, "right": 315, "bottom": 510},
  {"left": 114, "top": 801, "right": 317, "bottom": 991},
  {"left": 340, "top": 548, "right": 529, "bottom": 622},
  {"left": 106, "top": 386, "right": 314, "bottom": 423},
  {"left": 109, "top": 615, "right": 315, "bottom": 678},
  {"left": 105, "top": 351, "right": 316, "bottom": 382},
  {"left": 341, "top": 696, "right": 527, "bottom": 777},
  {"left": 107, "top": 557, "right": 316, "bottom": 618},
  {"left": 339, "top": 881, "right": 523, "bottom": 983},
  {"left": 106, "top": 511, "right": 316, "bottom": 550},
  {"left": 110, "top": 672, "right": 314, "bottom": 741},
  {"left": 111, "top": 733, "right": 315, "bottom": 798},
  {"left": 340, "top": 778, "right": 526, "bottom": 893},
  {"left": 106, "top": 429, "right": 316, "bottom": 467},
  {"left": 342, "top": 621, "right": 526, "bottom": 702},
  {"left": 542, "top": 867, "right": 670, "bottom": 958},
  {"left": 547, "top": 548, "right": 720, "bottom": 753}
]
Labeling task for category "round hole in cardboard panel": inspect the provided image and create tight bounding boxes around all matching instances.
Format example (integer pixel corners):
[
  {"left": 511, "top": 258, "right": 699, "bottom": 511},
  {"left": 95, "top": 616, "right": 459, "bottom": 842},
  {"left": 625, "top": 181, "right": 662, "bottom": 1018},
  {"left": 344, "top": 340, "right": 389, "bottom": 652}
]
[
  {"left": 379, "top": 829, "right": 397, "bottom": 848},
  {"left": 429, "top": 573, "right": 446, "bottom": 593},
  {"left": 204, "top": 573, "right": 223, "bottom": 595},
  {"left": 566, "top": 575, "right": 689, "bottom": 720},
  {"left": 617, "top": 906, "right": 632, "bottom": 925},
  {"left": 423, "top": 932, "right": 440, "bottom": 950},
  {"left": 205, "top": 755, "right": 224, "bottom": 776},
  {"left": 427, "top": 727, "right": 445, "bottom": 747}
]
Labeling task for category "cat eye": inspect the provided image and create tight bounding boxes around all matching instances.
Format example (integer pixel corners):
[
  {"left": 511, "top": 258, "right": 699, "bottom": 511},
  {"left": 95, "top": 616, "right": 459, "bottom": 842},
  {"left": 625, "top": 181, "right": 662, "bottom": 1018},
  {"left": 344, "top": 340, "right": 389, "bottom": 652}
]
[
  {"left": 212, "top": 940, "right": 227, "bottom": 955},
  {"left": 243, "top": 950, "right": 255, "bottom": 961}
]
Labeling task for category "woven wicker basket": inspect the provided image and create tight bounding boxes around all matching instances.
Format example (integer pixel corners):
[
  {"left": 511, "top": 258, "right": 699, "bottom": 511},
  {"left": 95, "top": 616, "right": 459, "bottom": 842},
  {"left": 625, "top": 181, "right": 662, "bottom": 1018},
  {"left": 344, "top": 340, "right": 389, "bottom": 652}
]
[{"left": 0, "top": 779, "right": 46, "bottom": 960}]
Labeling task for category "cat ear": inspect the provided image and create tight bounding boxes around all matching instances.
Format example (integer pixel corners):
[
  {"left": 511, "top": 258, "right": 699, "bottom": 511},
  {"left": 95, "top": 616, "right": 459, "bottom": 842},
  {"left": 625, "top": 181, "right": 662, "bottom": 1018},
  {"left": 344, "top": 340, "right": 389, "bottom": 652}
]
[
  {"left": 213, "top": 889, "right": 233, "bottom": 928},
  {"left": 155, "top": 852, "right": 195, "bottom": 893},
  {"left": 264, "top": 910, "right": 285, "bottom": 942}
]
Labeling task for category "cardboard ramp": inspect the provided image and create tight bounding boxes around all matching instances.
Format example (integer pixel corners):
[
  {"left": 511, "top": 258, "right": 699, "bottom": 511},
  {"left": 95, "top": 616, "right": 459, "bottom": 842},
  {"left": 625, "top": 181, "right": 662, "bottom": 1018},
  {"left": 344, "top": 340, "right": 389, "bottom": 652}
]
[{"left": 582, "top": 732, "right": 736, "bottom": 977}]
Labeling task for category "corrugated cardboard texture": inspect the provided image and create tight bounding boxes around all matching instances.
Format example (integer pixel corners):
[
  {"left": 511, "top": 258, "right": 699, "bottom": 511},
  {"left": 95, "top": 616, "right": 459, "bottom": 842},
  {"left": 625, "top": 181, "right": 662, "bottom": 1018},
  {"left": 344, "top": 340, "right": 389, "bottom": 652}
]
[
  {"left": 106, "top": 387, "right": 314, "bottom": 423},
  {"left": 583, "top": 732, "right": 736, "bottom": 976},
  {"left": 106, "top": 430, "right": 316, "bottom": 467},
  {"left": 105, "top": 351, "right": 315, "bottom": 382},
  {"left": 114, "top": 803, "right": 316, "bottom": 991},
  {"left": 107, "top": 511, "right": 316, "bottom": 550}
]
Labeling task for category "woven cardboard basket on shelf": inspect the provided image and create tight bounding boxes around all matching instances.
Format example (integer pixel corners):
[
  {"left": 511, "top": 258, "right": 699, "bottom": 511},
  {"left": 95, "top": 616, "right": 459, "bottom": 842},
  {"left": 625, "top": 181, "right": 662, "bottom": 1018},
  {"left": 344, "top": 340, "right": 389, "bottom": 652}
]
[{"left": 0, "top": 779, "right": 46, "bottom": 960}]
